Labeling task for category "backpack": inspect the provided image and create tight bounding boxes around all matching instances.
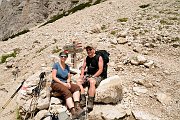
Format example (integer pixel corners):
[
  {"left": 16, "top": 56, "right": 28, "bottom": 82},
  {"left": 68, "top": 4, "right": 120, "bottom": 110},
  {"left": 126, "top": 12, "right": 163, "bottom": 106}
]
[
  {"left": 95, "top": 50, "right": 110, "bottom": 78},
  {"left": 95, "top": 50, "right": 110, "bottom": 65}
]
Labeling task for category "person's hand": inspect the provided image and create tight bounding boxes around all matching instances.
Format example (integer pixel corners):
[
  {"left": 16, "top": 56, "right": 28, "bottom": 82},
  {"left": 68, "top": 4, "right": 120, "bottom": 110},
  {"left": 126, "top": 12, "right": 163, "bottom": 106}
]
[
  {"left": 67, "top": 83, "right": 71, "bottom": 89},
  {"left": 63, "top": 83, "right": 69, "bottom": 88},
  {"left": 78, "top": 77, "right": 85, "bottom": 84}
]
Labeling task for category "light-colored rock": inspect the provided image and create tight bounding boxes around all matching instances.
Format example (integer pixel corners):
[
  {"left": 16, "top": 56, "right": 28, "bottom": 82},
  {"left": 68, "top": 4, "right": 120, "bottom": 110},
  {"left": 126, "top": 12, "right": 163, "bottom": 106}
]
[
  {"left": 89, "top": 105, "right": 126, "bottom": 120},
  {"left": 155, "top": 91, "right": 171, "bottom": 105},
  {"left": 130, "top": 59, "right": 139, "bottom": 65},
  {"left": 95, "top": 75, "right": 123, "bottom": 104},
  {"left": 110, "top": 38, "right": 118, "bottom": 44},
  {"left": 144, "top": 60, "right": 154, "bottom": 68},
  {"left": 117, "top": 37, "right": 128, "bottom": 44},
  {"left": 37, "top": 97, "right": 50, "bottom": 110},
  {"left": 50, "top": 97, "right": 63, "bottom": 105},
  {"left": 137, "top": 55, "right": 147, "bottom": 64},
  {"left": 133, "top": 86, "right": 148, "bottom": 94},
  {"left": 34, "top": 110, "right": 49, "bottom": 120},
  {"left": 132, "top": 110, "right": 160, "bottom": 120}
]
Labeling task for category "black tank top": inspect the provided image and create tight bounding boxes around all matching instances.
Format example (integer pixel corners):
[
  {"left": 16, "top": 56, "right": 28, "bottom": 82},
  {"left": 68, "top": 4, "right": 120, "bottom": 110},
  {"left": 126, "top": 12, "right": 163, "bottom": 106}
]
[{"left": 86, "top": 54, "right": 107, "bottom": 78}]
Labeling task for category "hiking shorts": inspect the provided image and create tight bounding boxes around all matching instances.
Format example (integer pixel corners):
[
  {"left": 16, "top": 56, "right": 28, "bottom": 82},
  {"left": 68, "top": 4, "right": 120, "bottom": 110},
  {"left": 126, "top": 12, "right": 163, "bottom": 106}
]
[
  {"left": 82, "top": 75, "right": 104, "bottom": 88},
  {"left": 51, "top": 82, "right": 80, "bottom": 100}
]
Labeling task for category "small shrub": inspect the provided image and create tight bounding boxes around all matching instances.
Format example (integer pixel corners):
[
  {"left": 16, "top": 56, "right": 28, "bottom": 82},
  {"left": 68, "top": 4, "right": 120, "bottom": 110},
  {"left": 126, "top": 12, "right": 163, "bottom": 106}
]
[
  {"left": 16, "top": 107, "right": 21, "bottom": 120},
  {"left": 52, "top": 46, "right": 61, "bottom": 54},
  {"left": 171, "top": 37, "right": 180, "bottom": 42},
  {"left": 168, "top": 17, "right": 178, "bottom": 20},
  {"left": 40, "top": 12, "right": 66, "bottom": 27},
  {"left": 0, "top": 50, "right": 17, "bottom": 63},
  {"left": 101, "top": 25, "right": 106, "bottom": 30},
  {"left": 110, "top": 30, "right": 116, "bottom": 35},
  {"left": 36, "top": 45, "right": 48, "bottom": 53},
  {"left": 68, "top": 2, "right": 91, "bottom": 14},
  {"left": 2, "top": 29, "right": 30, "bottom": 41},
  {"left": 93, "top": 0, "right": 102, "bottom": 5},
  {"left": 40, "top": 2, "right": 91, "bottom": 27},
  {"left": 160, "top": 19, "right": 173, "bottom": 25},
  {"left": 117, "top": 18, "right": 128, "bottom": 22},
  {"left": 139, "top": 4, "right": 150, "bottom": 8},
  {"left": 153, "top": 15, "right": 160, "bottom": 18}
]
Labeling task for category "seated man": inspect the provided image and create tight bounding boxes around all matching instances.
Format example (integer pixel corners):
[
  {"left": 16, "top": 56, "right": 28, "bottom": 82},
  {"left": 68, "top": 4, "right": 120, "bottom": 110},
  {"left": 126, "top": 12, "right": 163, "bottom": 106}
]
[{"left": 77, "top": 45, "right": 107, "bottom": 111}]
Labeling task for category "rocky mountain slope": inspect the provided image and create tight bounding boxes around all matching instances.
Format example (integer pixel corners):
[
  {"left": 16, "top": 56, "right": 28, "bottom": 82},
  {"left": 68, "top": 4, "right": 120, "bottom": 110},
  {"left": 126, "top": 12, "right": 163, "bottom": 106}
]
[
  {"left": 0, "top": 0, "right": 179, "bottom": 119},
  {"left": 0, "top": 0, "right": 106, "bottom": 41}
]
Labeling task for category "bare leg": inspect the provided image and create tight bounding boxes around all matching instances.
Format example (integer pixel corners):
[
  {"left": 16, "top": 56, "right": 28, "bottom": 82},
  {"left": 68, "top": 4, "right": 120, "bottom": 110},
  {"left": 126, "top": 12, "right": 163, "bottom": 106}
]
[
  {"left": 73, "top": 91, "right": 80, "bottom": 102},
  {"left": 88, "top": 78, "right": 96, "bottom": 97},
  {"left": 66, "top": 97, "right": 74, "bottom": 109},
  {"left": 77, "top": 79, "right": 85, "bottom": 94}
]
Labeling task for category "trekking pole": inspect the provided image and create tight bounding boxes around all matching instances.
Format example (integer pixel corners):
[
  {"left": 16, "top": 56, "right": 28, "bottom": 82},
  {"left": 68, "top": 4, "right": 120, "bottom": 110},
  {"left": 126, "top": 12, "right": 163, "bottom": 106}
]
[
  {"left": 0, "top": 80, "right": 25, "bottom": 113},
  {"left": 85, "top": 95, "right": 88, "bottom": 120},
  {"left": 84, "top": 87, "right": 89, "bottom": 120},
  {"left": 24, "top": 72, "right": 46, "bottom": 119}
]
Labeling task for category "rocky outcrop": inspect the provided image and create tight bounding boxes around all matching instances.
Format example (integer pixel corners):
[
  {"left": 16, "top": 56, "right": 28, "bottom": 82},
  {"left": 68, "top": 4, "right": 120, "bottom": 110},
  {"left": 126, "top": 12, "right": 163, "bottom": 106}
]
[
  {"left": 16, "top": 71, "right": 123, "bottom": 120},
  {"left": 0, "top": 0, "right": 106, "bottom": 41}
]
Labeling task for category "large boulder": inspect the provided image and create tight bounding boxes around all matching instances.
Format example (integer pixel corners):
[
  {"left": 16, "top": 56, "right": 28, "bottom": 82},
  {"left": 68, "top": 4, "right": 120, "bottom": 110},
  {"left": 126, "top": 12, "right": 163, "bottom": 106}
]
[
  {"left": 95, "top": 75, "right": 123, "bottom": 104},
  {"left": 89, "top": 104, "right": 127, "bottom": 120}
]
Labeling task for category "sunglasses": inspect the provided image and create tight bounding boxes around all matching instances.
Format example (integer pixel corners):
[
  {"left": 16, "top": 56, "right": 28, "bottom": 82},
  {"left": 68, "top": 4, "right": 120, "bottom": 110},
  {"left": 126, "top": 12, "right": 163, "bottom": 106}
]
[
  {"left": 60, "top": 56, "right": 67, "bottom": 58},
  {"left": 86, "top": 48, "right": 92, "bottom": 52}
]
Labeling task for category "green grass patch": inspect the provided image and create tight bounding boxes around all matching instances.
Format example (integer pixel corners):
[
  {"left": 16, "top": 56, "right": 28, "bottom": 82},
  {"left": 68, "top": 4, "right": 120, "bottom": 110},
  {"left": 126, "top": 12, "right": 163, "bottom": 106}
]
[
  {"left": 36, "top": 45, "right": 48, "bottom": 53},
  {"left": 160, "top": 19, "right": 173, "bottom": 25},
  {"left": 168, "top": 17, "right": 178, "bottom": 20},
  {"left": 39, "top": 12, "right": 66, "bottom": 27},
  {"left": 153, "top": 15, "right": 160, "bottom": 18},
  {"left": 16, "top": 107, "right": 21, "bottom": 120},
  {"left": 40, "top": 2, "right": 92, "bottom": 27},
  {"left": 171, "top": 37, "right": 180, "bottom": 43},
  {"left": 117, "top": 18, "right": 128, "bottom": 22},
  {"left": 101, "top": 25, "right": 106, "bottom": 30},
  {"left": 0, "top": 50, "right": 18, "bottom": 63},
  {"left": 68, "top": 2, "right": 91, "bottom": 14},
  {"left": 52, "top": 46, "right": 61, "bottom": 54},
  {"left": 139, "top": 4, "right": 150, "bottom": 8},
  {"left": 93, "top": 0, "right": 102, "bottom": 5},
  {"left": 110, "top": 30, "right": 116, "bottom": 35},
  {"left": 2, "top": 29, "right": 30, "bottom": 41}
]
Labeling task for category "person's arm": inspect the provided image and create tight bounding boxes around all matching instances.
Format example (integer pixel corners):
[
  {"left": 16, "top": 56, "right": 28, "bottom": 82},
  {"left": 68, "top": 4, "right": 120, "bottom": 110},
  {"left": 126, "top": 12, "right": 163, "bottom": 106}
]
[
  {"left": 52, "top": 69, "right": 66, "bottom": 85},
  {"left": 67, "top": 72, "right": 71, "bottom": 83},
  {"left": 92, "top": 56, "right": 103, "bottom": 77},
  {"left": 80, "top": 58, "right": 87, "bottom": 79},
  {"left": 66, "top": 72, "right": 71, "bottom": 89}
]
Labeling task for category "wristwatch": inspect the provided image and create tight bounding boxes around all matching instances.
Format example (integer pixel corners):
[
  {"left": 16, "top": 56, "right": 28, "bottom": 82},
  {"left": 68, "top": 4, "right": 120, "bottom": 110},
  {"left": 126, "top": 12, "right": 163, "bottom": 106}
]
[{"left": 91, "top": 76, "right": 96, "bottom": 78}]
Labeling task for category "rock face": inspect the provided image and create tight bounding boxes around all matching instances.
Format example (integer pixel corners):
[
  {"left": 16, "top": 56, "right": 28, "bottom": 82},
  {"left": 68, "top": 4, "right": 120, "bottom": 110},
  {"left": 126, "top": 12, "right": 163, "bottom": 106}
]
[{"left": 0, "top": 0, "right": 106, "bottom": 41}]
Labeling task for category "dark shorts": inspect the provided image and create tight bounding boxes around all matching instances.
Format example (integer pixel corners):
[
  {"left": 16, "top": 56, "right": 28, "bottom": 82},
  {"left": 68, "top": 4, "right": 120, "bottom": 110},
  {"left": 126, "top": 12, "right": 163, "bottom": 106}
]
[
  {"left": 51, "top": 82, "right": 80, "bottom": 100},
  {"left": 82, "top": 75, "right": 104, "bottom": 88}
]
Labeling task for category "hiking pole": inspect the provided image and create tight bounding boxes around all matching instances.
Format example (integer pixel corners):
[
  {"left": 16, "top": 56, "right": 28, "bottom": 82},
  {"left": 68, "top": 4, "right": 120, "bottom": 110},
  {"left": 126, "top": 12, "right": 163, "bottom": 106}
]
[
  {"left": 85, "top": 95, "right": 88, "bottom": 120},
  {"left": 28, "top": 72, "right": 46, "bottom": 119},
  {"left": 0, "top": 80, "right": 25, "bottom": 113}
]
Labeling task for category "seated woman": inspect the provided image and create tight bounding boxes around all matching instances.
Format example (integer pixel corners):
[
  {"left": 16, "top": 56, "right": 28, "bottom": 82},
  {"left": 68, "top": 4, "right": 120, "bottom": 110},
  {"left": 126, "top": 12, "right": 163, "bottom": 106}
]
[{"left": 51, "top": 51, "right": 84, "bottom": 119}]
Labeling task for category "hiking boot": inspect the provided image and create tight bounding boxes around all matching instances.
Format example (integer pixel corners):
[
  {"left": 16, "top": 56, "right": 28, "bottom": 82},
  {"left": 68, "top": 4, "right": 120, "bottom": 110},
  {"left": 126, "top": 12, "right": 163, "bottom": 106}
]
[
  {"left": 87, "top": 96, "right": 94, "bottom": 112},
  {"left": 75, "top": 102, "right": 85, "bottom": 117},
  {"left": 80, "top": 94, "right": 86, "bottom": 108},
  {"left": 70, "top": 107, "right": 78, "bottom": 119}
]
